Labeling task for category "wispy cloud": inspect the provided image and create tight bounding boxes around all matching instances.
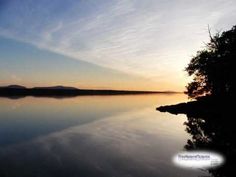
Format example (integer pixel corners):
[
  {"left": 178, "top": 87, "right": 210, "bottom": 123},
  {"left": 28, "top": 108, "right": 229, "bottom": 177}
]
[{"left": 1, "top": 0, "right": 236, "bottom": 89}]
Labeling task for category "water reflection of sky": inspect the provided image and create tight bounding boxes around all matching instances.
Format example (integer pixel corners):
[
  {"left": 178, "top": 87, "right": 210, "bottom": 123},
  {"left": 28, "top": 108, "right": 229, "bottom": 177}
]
[{"left": 0, "top": 94, "right": 209, "bottom": 177}]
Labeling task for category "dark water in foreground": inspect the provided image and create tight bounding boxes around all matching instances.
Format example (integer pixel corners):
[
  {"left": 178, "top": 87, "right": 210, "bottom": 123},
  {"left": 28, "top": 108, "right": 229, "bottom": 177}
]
[{"left": 0, "top": 94, "right": 210, "bottom": 177}]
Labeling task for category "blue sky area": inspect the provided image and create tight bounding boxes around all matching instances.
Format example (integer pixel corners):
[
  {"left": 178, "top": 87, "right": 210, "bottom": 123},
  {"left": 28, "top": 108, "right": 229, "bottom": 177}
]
[{"left": 1, "top": 0, "right": 236, "bottom": 91}]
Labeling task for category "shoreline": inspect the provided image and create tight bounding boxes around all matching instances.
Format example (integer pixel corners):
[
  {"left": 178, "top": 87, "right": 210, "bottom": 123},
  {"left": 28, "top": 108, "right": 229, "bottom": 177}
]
[
  {"left": 156, "top": 96, "right": 233, "bottom": 117},
  {"left": 0, "top": 86, "right": 180, "bottom": 98}
]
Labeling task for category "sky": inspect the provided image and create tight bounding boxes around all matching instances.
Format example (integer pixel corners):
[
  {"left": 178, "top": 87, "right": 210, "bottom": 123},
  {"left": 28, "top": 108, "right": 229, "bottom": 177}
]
[{"left": 0, "top": 0, "right": 236, "bottom": 91}]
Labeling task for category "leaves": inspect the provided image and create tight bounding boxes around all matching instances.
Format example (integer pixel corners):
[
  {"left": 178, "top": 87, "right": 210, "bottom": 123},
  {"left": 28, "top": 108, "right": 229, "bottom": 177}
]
[{"left": 185, "top": 25, "right": 236, "bottom": 98}]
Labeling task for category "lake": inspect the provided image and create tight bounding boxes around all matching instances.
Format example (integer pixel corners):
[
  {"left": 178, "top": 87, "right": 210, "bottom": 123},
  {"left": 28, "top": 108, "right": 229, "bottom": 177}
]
[{"left": 0, "top": 94, "right": 210, "bottom": 177}]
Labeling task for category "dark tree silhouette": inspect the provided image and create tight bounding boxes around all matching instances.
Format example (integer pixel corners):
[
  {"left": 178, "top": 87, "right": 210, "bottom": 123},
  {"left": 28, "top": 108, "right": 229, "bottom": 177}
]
[{"left": 185, "top": 25, "right": 236, "bottom": 99}]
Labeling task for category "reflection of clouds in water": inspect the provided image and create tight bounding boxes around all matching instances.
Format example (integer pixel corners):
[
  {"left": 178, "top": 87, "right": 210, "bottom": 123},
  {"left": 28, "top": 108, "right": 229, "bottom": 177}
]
[
  {"left": 10, "top": 102, "right": 22, "bottom": 110},
  {"left": 0, "top": 94, "right": 188, "bottom": 147},
  {"left": 0, "top": 108, "right": 207, "bottom": 177}
]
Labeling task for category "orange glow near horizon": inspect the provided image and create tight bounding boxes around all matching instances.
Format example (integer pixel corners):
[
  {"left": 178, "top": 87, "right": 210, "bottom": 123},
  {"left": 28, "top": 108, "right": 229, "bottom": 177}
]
[{"left": 0, "top": 77, "right": 187, "bottom": 92}]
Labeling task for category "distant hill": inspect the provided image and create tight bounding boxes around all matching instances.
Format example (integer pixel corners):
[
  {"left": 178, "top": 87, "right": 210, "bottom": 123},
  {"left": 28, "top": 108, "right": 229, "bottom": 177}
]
[
  {"left": 1, "top": 85, "right": 26, "bottom": 89},
  {"left": 33, "top": 86, "right": 78, "bottom": 90},
  {"left": 0, "top": 85, "right": 179, "bottom": 98}
]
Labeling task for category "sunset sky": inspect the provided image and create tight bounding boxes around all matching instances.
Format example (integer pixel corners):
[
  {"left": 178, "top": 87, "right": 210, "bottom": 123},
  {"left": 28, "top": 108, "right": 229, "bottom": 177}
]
[{"left": 0, "top": 0, "right": 236, "bottom": 91}]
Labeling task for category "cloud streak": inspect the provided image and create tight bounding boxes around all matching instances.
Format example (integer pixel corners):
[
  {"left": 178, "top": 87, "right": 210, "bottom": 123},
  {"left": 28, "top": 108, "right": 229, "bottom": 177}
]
[{"left": 1, "top": 0, "right": 236, "bottom": 89}]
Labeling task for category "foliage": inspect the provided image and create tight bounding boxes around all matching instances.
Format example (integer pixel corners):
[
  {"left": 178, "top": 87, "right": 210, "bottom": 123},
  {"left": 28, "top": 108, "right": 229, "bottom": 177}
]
[{"left": 185, "top": 25, "right": 236, "bottom": 99}]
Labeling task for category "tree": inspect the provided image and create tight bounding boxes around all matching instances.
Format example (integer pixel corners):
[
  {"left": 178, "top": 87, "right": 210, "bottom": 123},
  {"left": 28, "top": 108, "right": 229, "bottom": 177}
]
[{"left": 185, "top": 25, "right": 236, "bottom": 99}]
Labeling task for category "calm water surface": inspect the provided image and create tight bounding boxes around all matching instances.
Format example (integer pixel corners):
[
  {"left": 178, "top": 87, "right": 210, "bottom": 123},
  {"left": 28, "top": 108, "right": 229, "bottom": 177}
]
[{"left": 0, "top": 94, "right": 209, "bottom": 177}]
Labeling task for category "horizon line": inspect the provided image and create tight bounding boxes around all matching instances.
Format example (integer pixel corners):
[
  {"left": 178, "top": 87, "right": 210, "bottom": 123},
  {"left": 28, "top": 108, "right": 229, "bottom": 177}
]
[{"left": 0, "top": 84, "right": 183, "bottom": 93}]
